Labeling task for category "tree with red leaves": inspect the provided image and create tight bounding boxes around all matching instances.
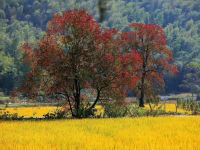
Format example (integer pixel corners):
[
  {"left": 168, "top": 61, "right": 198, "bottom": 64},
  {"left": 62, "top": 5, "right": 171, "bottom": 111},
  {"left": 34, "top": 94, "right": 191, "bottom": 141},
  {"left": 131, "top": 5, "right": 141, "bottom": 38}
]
[
  {"left": 123, "top": 23, "right": 177, "bottom": 107},
  {"left": 20, "top": 10, "right": 176, "bottom": 115},
  {"left": 21, "top": 10, "right": 132, "bottom": 118}
]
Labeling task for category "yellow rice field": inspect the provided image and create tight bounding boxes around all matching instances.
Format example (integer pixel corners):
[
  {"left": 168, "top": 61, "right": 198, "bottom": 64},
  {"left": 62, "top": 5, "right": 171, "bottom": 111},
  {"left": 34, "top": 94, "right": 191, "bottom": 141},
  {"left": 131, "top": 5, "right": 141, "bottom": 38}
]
[
  {"left": 145, "top": 103, "right": 191, "bottom": 114},
  {"left": 0, "top": 106, "right": 58, "bottom": 118},
  {"left": 0, "top": 117, "right": 200, "bottom": 150},
  {"left": 0, "top": 105, "right": 104, "bottom": 118},
  {"left": 0, "top": 103, "right": 189, "bottom": 118}
]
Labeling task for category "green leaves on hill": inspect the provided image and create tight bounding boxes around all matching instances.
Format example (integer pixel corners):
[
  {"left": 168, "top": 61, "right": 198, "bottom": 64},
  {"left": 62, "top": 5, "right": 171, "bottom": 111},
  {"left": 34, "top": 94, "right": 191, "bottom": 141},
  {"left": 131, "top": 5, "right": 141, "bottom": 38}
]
[{"left": 0, "top": 50, "right": 14, "bottom": 75}]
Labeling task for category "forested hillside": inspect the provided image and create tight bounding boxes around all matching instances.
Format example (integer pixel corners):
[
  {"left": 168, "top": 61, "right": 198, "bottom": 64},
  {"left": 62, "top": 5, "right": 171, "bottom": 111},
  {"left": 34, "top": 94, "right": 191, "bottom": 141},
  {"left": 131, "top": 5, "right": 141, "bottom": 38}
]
[{"left": 0, "top": 0, "right": 199, "bottom": 94}]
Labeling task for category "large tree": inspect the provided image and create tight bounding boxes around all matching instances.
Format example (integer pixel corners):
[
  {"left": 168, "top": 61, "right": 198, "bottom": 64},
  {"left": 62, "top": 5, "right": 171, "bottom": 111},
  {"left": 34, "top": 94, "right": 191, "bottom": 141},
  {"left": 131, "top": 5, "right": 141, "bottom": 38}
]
[
  {"left": 123, "top": 23, "right": 177, "bottom": 107},
  {"left": 20, "top": 10, "right": 136, "bottom": 117}
]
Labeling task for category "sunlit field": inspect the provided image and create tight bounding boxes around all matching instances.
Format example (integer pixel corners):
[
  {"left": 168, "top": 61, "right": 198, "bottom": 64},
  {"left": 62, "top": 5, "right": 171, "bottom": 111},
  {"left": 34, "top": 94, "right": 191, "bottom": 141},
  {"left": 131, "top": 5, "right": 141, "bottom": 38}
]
[
  {"left": 0, "top": 103, "right": 189, "bottom": 118},
  {"left": 0, "top": 117, "right": 200, "bottom": 150},
  {"left": 0, "top": 106, "right": 59, "bottom": 118},
  {"left": 0, "top": 105, "right": 104, "bottom": 118},
  {"left": 145, "top": 103, "right": 191, "bottom": 114}
]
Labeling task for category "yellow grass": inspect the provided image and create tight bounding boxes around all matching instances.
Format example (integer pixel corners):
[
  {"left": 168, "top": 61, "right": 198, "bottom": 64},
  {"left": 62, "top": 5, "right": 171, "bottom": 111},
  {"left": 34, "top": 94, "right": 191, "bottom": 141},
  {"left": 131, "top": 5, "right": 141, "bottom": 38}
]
[
  {"left": 0, "top": 117, "right": 200, "bottom": 150},
  {"left": 145, "top": 103, "right": 191, "bottom": 114},
  {"left": 0, "top": 103, "right": 190, "bottom": 118},
  {"left": 0, "top": 105, "right": 105, "bottom": 118},
  {"left": 0, "top": 107, "right": 59, "bottom": 118}
]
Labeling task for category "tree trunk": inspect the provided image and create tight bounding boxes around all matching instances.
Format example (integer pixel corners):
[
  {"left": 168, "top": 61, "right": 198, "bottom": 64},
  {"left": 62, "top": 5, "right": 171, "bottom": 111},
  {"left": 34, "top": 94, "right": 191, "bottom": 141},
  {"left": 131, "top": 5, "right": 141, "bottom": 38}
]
[
  {"left": 66, "top": 94, "right": 74, "bottom": 117},
  {"left": 139, "top": 74, "right": 145, "bottom": 107},
  {"left": 75, "top": 97, "right": 80, "bottom": 118},
  {"left": 74, "top": 78, "right": 81, "bottom": 118},
  {"left": 88, "top": 89, "right": 101, "bottom": 111}
]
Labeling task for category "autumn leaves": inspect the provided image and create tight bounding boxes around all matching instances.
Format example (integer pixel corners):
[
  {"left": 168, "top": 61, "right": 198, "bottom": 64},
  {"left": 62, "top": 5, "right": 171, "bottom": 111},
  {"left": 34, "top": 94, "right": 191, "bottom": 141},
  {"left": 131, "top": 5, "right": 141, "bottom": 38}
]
[{"left": 21, "top": 10, "right": 177, "bottom": 117}]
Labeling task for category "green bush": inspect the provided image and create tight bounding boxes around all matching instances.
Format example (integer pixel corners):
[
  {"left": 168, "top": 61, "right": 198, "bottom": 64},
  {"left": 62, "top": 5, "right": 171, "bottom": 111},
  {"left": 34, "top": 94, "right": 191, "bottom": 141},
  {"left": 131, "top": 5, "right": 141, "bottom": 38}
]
[
  {"left": 126, "top": 104, "right": 147, "bottom": 117},
  {"left": 104, "top": 103, "right": 128, "bottom": 118}
]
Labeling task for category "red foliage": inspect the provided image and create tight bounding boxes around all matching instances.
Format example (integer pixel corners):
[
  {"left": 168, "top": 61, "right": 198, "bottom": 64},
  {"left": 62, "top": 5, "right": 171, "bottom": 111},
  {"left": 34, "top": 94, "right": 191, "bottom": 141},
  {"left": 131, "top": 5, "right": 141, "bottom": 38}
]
[
  {"left": 20, "top": 10, "right": 178, "bottom": 110},
  {"left": 20, "top": 10, "right": 134, "bottom": 114},
  {"left": 126, "top": 23, "right": 178, "bottom": 84},
  {"left": 21, "top": 43, "right": 34, "bottom": 65},
  {"left": 123, "top": 23, "right": 178, "bottom": 106},
  {"left": 48, "top": 10, "right": 101, "bottom": 38},
  {"left": 104, "top": 53, "right": 115, "bottom": 63}
]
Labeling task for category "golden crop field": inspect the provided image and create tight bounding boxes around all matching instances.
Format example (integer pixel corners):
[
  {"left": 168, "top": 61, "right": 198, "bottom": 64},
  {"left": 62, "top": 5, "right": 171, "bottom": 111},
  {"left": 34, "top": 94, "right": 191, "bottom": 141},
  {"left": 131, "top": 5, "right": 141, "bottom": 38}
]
[
  {"left": 0, "top": 103, "right": 189, "bottom": 118},
  {"left": 0, "top": 105, "right": 104, "bottom": 118},
  {"left": 0, "top": 106, "right": 59, "bottom": 118},
  {"left": 145, "top": 103, "right": 191, "bottom": 114},
  {"left": 0, "top": 117, "right": 200, "bottom": 150}
]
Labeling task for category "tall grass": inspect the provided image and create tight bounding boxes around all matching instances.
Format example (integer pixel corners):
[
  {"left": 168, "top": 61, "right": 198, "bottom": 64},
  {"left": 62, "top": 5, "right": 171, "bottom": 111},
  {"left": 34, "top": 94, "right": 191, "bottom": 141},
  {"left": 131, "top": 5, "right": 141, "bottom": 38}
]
[
  {"left": 0, "top": 117, "right": 200, "bottom": 149},
  {"left": 0, "top": 103, "right": 190, "bottom": 119},
  {"left": 0, "top": 107, "right": 58, "bottom": 118}
]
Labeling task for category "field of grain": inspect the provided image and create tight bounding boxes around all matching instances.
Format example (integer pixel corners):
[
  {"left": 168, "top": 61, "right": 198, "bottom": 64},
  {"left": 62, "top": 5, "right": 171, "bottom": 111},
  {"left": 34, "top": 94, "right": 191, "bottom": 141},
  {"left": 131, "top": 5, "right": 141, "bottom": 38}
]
[
  {"left": 0, "top": 105, "right": 104, "bottom": 118},
  {"left": 0, "top": 117, "right": 200, "bottom": 150},
  {"left": 0, "top": 106, "right": 59, "bottom": 118},
  {"left": 0, "top": 103, "right": 189, "bottom": 119},
  {"left": 145, "top": 103, "right": 191, "bottom": 114}
]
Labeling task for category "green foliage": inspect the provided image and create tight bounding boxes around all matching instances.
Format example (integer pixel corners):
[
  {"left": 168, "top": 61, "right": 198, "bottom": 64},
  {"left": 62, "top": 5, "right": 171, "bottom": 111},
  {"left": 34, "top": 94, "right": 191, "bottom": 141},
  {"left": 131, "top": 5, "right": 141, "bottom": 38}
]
[
  {"left": 126, "top": 104, "right": 178, "bottom": 117},
  {"left": 0, "top": 51, "right": 14, "bottom": 74},
  {"left": 104, "top": 103, "right": 128, "bottom": 118},
  {"left": 126, "top": 104, "right": 148, "bottom": 117},
  {"left": 179, "top": 63, "right": 200, "bottom": 94},
  {"left": 104, "top": 103, "right": 181, "bottom": 118},
  {"left": 0, "top": 18, "right": 44, "bottom": 92}
]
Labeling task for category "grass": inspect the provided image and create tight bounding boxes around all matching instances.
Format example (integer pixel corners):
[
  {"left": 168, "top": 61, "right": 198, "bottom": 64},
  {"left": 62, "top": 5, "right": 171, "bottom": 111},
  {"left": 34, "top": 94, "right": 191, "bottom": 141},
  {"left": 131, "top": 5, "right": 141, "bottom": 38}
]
[
  {"left": 0, "top": 117, "right": 200, "bottom": 149},
  {"left": 0, "top": 103, "right": 190, "bottom": 119},
  {"left": 145, "top": 103, "right": 191, "bottom": 114},
  {"left": 0, "top": 106, "right": 59, "bottom": 118},
  {"left": 0, "top": 105, "right": 105, "bottom": 118}
]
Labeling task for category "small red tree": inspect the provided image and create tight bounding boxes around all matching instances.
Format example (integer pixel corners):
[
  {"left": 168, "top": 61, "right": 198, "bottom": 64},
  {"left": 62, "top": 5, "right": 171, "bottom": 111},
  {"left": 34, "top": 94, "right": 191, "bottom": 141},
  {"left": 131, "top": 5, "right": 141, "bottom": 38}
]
[{"left": 123, "top": 23, "right": 177, "bottom": 107}]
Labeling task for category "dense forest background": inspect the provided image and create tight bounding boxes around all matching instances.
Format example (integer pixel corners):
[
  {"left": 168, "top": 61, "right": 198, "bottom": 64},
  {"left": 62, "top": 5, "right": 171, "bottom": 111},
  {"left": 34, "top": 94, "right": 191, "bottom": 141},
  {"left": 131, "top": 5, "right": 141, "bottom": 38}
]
[{"left": 0, "top": 0, "right": 199, "bottom": 95}]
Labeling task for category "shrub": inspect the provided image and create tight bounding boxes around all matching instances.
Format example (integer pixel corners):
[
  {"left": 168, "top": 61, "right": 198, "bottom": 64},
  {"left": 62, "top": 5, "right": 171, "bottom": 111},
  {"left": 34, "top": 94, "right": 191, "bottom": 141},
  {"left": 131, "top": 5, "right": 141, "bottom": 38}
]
[
  {"left": 75, "top": 106, "right": 97, "bottom": 118},
  {"left": 43, "top": 109, "right": 66, "bottom": 119},
  {"left": 104, "top": 103, "right": 128, "bottom": 118},
  {"left": 126, "top": 104, "right": 147, "bottom": 117}
]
